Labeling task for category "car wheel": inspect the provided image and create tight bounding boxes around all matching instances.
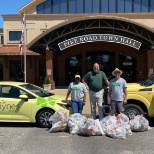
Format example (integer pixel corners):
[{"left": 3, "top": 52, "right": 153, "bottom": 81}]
[
  {"left": 124, "top": 104, "right": 145, "bottom": 119},
  {"left": 36, "top": 109, "right": 54, "bottom": 128}
]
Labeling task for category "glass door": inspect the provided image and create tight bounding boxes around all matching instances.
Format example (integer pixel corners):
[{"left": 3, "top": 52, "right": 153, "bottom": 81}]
[
  {"left": 65, "top": 54, "right": 82, "bottom": 85},
  {"left": 119, "top": 53, "right": 136, "bottom": 82},
  {"left": 86, "top": 50, "right": 115, "bottom": 81}
]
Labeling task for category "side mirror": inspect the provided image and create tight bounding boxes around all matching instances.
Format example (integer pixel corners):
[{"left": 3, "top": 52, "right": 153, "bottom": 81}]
[{"left": 19, "top": 95, "right": 28, "bottom": 100}]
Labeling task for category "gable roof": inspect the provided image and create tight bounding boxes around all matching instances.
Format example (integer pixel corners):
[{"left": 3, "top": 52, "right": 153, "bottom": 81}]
[{"left": 0, "top": 45, "right": 40, "bottom": 55}]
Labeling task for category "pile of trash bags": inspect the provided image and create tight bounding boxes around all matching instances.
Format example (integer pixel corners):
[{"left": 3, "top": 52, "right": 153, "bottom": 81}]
[{"left": 49, "top": 110, "right": 151, "bottom": 139}]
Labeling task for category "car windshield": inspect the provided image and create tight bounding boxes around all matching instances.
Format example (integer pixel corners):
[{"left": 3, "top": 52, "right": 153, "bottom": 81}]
[
  {"left": 20, "top": 84, "right": 55, "bottom": 97},
  {"left": 141, "top": 75, "right": 154, "bottom": 86}
]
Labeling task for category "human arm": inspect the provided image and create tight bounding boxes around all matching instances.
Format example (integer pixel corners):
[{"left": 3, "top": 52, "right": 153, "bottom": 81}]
[
  {"left": 65, "top": 90, "right": 71, "bottom": 101},
  {"left": 62, "top": 90, "right": 71, "bottom": 103},
  {"left": 102, "top": 72, "right": 110, "bottom": 87},
  {"left": 83, "top": 92, "right": 87, "bottom": 106},
  {"left": 123, "top": 80, "right": 127, "bottom": 104},
  {"left": 108, "top": 86, "right": 112, "bottom": 104},
  {"left": 82, "top": 79, "right": 89, "bottom": 90},
  {"left": 123, "top": 87, "right": 127, "bottom": 104},
  {"left": 105, "top": 80, "right": 110, "bottom": 86}
]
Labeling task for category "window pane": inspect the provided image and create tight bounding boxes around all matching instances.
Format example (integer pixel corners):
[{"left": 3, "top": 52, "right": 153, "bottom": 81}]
[
  {"left": 60, "top": 0, "right": 67, "bottom": 14},
  {"left": 101, "top": 0, "right": 108, "bottom": 13},
  {"left": 109, "top": 0, "right": 116, "bottom": 13},
  {"left": 85, "top": 0, "right": 92, "bottom": 13},
  {"left": 1, "top": 36, "right": 4, "bottom": 44},
  {"left": 93, "top": 0, "right": 100, "bottom": 13},
  {"left": 65, "top": 54, "right": 82, "bottom": 85},
  {"left": 125, "top": 0, "right": 132, "bottom": 13},
  {"left": 150, "top": 0, "right": 154, "bottom": 12},
  {"left": 37, "top": 3, "right": 44, "bottom": 14},
  {"left": 77, "top": 0, "right": 83, "bottom": 13},
  {"left": 53, "top": 0, "right": 60, "bottom": 14},
  {"left": 39, "top": 60, "right": 46, "bottom": 80},
  {"left": 142, "top": 0, "right": 148, "bottom": 12},
  {"left": 134, "top": 0, "right": 141, "bottom": 12},
  {"left": 44, "top": 0, "right": 51, "bottom": 14},
  {"left": 117, "top": 0, "right": 124, "bottom": 13},
  {"left": 9, "top": 60, "right": 24, "bottom": 82},
  {"left": 86, "top": 51, "right": 115, "bottom": 78},
  {"left": 119, "top": 53, "right": 136, "bottom": 82},
  {"left": 69, "top": 0, "right": 76, "bottom": 14},
  {"left": 9, "top": 31, "right": 21, "bottom": 41}
]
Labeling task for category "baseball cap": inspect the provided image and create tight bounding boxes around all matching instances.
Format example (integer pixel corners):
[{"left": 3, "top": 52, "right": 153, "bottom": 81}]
[{"left": 75, "top": 75, "right": 81, "bottom": 78}]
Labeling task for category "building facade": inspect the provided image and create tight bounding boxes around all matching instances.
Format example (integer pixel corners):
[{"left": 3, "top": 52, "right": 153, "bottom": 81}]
[{"left": 1, "top": 0, "right": 154, "bottom": 89}]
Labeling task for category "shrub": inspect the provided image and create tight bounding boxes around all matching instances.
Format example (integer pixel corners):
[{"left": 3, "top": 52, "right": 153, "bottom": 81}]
[{"left": 44, "top": 76, "right": 50, "bottom": 84}]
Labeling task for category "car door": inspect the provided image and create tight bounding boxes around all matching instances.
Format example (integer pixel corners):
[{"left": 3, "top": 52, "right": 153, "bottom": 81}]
[{"left": 0, "top": 85, "right": 32, "bottom": 122}]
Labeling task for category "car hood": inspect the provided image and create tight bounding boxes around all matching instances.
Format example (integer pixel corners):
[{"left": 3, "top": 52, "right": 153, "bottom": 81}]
[
  {"left": 49, "top": 94, "right": 66, "bottom": 100},
  {"left": 127, "top": 83, "right": 147, "bottom": 92}
]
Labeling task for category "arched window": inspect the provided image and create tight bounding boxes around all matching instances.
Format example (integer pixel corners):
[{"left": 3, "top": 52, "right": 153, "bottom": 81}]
[{"left": 36, "top": 0, "right": 153, "bottom": 14}]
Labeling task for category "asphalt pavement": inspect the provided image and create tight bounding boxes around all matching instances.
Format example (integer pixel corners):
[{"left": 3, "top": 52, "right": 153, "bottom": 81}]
[{"left": 0, "top": 88, "right": 154, "bottom": 154}]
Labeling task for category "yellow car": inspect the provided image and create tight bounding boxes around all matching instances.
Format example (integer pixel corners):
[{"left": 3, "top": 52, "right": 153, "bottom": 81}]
[
  {"left": 125, "top": 75, "right": 154, "bottom": 119},
  {"left": 0, "top": 82, "right": 72, "bottom": 127}
]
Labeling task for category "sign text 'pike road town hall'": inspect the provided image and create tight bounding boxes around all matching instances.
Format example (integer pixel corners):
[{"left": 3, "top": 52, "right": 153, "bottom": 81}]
[{"left": 58, "top": 34, "right": 142, "bottom": 51}]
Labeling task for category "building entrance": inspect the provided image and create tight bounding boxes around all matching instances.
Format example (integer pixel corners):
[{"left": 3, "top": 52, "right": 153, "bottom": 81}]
[
  {"left": 119, "top": 53, "right": 136, "bottom": 82},
  {"left": 65, "top": 54, "right": 82, "bottom": 85},
  {"left": 86, "top": 50, "right": 115, "bottom": 81},
  {"left": 65, "top": 50, "right": 136, "bottom": 86}
]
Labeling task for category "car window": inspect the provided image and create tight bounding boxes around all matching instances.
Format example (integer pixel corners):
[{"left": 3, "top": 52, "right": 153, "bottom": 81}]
[
  {"left": 1, "top": 86, "right": 20, "bottom": 98},
  {"left": 1, "top": 85, "right": 34, "bottom": 99},
  {"left": 143, "top": 75, "right": 154, "bottom": 86},
  {"left": 20, "top": 84, "right": 54, "bottom": 97}
]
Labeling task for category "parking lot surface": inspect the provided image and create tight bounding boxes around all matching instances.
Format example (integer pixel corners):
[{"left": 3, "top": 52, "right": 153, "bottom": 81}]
[{"left": 0, "top": 88, "right": 154, "bottom": 154}]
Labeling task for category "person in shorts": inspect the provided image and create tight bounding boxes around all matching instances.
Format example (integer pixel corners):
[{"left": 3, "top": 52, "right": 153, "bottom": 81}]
[{"left": 108, "top": 68, "right": 127, "bottom": 115}]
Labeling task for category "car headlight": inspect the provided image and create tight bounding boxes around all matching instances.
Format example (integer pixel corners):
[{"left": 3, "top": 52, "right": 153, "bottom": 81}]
[{"left": 57, "top": 103, "right": 69, "bottom": 109}]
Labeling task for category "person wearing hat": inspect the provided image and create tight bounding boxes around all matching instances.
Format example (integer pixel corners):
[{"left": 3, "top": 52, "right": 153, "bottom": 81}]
[
  {"left": 63, "top": 75, "right": 87, "bottom": 114},
  {"left": 108, "top": 68, "right": 127, "bottom": 115},
  {"left": 82, "top": 63, "right": 110, "bottom": 120}
]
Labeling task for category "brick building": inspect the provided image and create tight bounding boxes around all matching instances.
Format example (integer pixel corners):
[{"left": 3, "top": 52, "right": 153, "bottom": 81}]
[{"left": 0, "top": 0, "right": 154, "bottom": 89}]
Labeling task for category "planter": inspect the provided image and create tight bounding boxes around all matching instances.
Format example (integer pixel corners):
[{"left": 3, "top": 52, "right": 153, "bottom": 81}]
[{"left": 43, "top": 84, "right": 52, "bottom": 91}]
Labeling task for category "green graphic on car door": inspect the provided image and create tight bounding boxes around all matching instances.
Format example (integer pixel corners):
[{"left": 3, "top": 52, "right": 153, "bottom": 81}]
[{"left": 36, "top": 97, "right": 56, "bottom": 107}]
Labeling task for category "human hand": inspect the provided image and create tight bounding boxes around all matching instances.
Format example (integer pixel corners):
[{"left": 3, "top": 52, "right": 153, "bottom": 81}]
[
  {"left": 86, "top": 86, "right": 89, "bottom": 90},
  {"left": 123, "top": 99, "right": 127, "bottom": 104},
  {"left": 108, "top": 97, "right": 111, "bottom": 104},
  {"left": 83, "top": 102, "right": 85, "bottom": 106},
  {"left": 62, "top": 100, "right": 67, "bottom": 103}
]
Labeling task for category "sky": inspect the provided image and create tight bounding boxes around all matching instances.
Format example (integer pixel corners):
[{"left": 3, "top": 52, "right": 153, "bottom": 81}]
[{"left": 0, "top": 0, "right": 31, "bottom": 28}]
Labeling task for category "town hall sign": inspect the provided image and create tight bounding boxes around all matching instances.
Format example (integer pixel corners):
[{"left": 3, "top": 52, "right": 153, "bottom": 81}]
[{"left": 58, "top": 34, "right": 142, "bottom": 51}]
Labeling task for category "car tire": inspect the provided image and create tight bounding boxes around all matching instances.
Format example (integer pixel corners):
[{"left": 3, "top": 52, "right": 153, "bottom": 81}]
[
  {"left": 124, "top": 104, "right": 145, "bottom": 119},
  {"left": 36, "top": 109, "right": 54, "bottom": 128}
]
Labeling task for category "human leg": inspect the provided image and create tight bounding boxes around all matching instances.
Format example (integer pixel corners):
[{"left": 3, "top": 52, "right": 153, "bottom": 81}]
[
  {"left": 96, "top": 90, "right": 104, "bottom": 120},
  {"left": 89, "top": 91, "right": 97, "bottom": 119},
  {"left": 78, "top": 101, "right": 83, "bottom": 114},
  {"left": 102, "top": 89, "right": 104, "bottom": 103},
  {"left": 111, "top": 100, "right": 117, "bottom": 116},
  {"left": 71, "top": 101, "right": 78, "bottom": 114},
  {"left": 117, "top": 101, "right": 124, "bottom": 113}
]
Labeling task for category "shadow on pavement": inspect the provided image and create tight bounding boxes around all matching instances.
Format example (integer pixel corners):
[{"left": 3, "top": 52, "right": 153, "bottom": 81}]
[
  {"left": 149, "top": 117, "right": 154, "bottom": 127},
  {"left": 0, "top": 122, "right": 37, "bottom": 128},
  {"left": 55, "top": 86, "right": 68, "bottom": 89}
]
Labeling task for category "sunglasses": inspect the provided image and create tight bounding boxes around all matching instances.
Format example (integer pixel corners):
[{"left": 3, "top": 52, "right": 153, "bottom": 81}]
[{"left": 114, "top": 72, "right": 120, "bottom": 74}]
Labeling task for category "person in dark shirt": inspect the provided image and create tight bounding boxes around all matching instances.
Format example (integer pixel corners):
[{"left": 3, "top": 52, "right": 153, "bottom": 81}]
[{"left": 82, "top": 63, "right": 109, "bottom": 120}]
